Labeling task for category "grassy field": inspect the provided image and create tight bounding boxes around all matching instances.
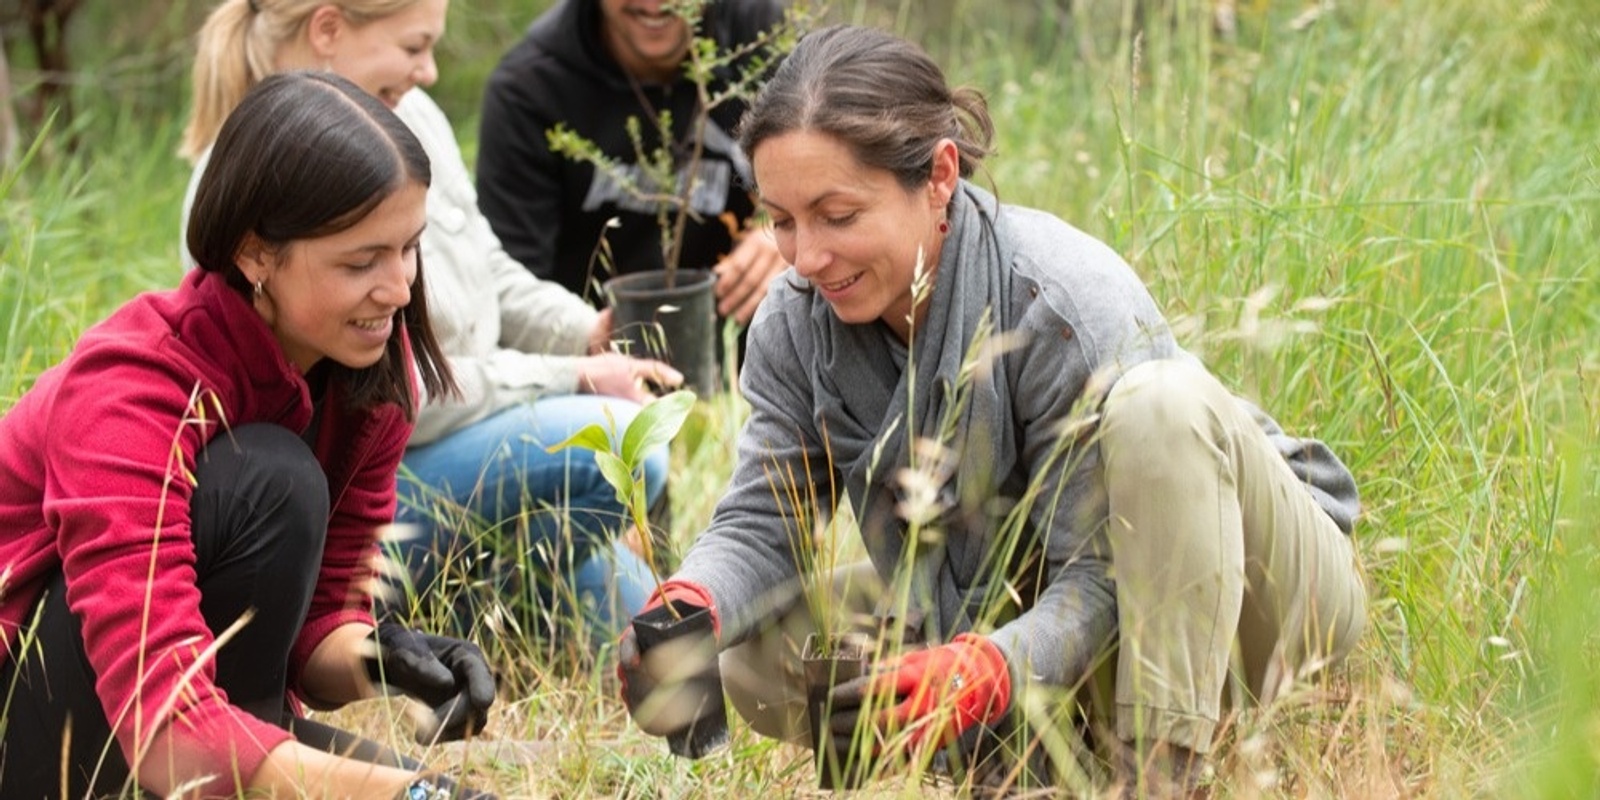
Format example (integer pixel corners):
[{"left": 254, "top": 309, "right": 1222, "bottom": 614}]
[{"left": 2, "top": 0, "right": 1597, "bottom": 796}]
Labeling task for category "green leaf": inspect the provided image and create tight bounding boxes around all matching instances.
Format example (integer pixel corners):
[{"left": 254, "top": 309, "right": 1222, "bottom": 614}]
[
  {"left": 546, "top": 423, "right": 615, "bottom": 457},
  {"left": 620, "top": 390, "right": 697, "bottom": 466},
  {"left": 594, "top": 450, "right": 635, "bottom": 509}
]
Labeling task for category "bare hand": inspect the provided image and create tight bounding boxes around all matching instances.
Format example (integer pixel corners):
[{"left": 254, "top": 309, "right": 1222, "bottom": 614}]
[
  {"left": 712, "top": 229, "right": 787, "bottom": 324},
  {"left": 577, "top": 353, "right": 683, "bottom": 403}
]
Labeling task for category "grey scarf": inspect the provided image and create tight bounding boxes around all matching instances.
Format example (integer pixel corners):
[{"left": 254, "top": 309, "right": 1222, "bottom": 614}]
[{"left": 811, "top": 182, "right": 1018, "bottom": 635}]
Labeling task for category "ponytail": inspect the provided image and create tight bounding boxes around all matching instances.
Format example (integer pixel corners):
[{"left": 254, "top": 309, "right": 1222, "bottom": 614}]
[
  {"left": 181, "top": 0, "right": 428, "bottom": 161},
  {"left": 181, "top": 0, "right": 276, "bottom": 161}
]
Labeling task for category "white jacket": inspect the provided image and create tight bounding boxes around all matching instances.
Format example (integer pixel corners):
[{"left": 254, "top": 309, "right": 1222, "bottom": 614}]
[{"left": 394, "top": 90, "right": 598, "bottom": 445}]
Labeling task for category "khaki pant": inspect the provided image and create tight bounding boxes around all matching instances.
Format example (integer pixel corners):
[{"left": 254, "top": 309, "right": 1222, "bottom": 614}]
[
  {"left": 722, "top": 359, "right": 1367, "bottom": 757},
  {"left": 1101, "top": 359, "right": 1365, "bottom": 753}
]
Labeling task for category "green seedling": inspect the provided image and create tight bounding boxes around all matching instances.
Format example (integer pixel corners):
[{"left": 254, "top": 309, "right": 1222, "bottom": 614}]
[{"left": 547, "top": 389, "right": 698, "bottom": 615}]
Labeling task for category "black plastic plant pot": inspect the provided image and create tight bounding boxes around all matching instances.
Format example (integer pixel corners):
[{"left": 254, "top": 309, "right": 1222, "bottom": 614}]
[
  {"left": 626, "top": 599, "right": 729, "bottom": 759},
  {"left": 803, "top": 632, "right": 874, "bottom": 791},
  {"left": 605, "top": 269, "right": 719, "bottom": 396}
]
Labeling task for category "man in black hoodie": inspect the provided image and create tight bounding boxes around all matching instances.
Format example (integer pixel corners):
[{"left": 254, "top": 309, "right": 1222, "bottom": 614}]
[{"left": 477, "top": 0, "right": 788, "bottom": 333}]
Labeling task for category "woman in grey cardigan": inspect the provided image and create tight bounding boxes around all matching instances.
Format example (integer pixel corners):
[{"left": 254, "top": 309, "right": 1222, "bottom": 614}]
[{"left": 617, "top": 24, "right": 1366, "bottom": 797}]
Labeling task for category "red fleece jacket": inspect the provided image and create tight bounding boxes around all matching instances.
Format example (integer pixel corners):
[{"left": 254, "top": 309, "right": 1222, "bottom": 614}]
[{"left": 0, "top": 269, "right": 410, "bottom": 794}]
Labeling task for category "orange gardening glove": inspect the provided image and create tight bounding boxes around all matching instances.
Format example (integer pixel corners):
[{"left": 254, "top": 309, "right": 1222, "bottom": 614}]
[{"left": 826, "top": 632, "right": 1012, "bottom": 753}]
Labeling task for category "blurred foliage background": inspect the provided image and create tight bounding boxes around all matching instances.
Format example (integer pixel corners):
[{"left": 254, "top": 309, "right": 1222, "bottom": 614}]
[{"left": 2, "top": 1, "right": 1597, "bottom": 796}]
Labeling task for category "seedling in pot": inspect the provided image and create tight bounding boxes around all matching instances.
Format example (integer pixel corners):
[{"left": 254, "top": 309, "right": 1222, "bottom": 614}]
[{"left": 548, "top": 390, "right": 729, "bottom": 757}]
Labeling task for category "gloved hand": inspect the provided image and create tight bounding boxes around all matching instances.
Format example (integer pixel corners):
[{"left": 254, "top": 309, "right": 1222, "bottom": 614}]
[
  {"left": 617, "top": 580, "right": 720, "bottom": 736},
  {"left": 826, "top": 633, "right": 1011, "bottom": 754},
  {"left": 364, "top": 621, "right": 496, "bottom": 744}
]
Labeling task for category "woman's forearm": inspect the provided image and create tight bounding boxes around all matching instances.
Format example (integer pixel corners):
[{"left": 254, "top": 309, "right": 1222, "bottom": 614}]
[
  {"left": 298, "top": 621, "right": 379, "bottom": 708},
  {"left": 245, "top": 739, "right": 414, "bottom": 798},
  {"left": 131, "top": 728, "right": 410, "bottom": 798}
]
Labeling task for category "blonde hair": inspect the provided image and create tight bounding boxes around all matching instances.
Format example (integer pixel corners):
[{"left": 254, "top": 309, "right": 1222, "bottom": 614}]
[{"left": 180, "top": 0, "right": 423, "bottom": 161}]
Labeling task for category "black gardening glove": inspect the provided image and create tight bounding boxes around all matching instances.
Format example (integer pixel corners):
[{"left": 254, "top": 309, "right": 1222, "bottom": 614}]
[{"left": 364, "top": 621, "right": 496, "bottom": 744}]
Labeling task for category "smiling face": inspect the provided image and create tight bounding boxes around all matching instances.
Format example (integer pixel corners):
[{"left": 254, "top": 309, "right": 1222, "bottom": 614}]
[
  {"left": 753, "top": 130, "right": 957, "bottom": 341},
  {"left": 242, "top": 182, "right": 428, "bottom": 373},
  {"left": 319, "top": 0, "right": 448, "bottom": 107},
  {"left": 598, "top": 0, "right": 693, "bottom": 83}
]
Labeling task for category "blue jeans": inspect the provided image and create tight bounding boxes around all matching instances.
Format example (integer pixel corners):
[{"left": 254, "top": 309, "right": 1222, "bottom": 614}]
[{"left": 391, "top": 396, "right": 667, "bottom": 644}]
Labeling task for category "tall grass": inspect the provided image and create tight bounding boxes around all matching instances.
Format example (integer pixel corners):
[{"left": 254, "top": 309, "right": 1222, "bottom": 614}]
[{"left": 1, "top": 0, "right": 1595, "bottom": 796}]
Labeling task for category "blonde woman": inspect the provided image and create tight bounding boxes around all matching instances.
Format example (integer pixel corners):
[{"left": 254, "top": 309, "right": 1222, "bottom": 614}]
[{"left": 182, "top": 0, "right": 679, "bottom": 644}]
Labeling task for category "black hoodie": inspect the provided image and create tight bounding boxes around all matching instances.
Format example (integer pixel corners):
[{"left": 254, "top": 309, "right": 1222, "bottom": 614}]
[{"left": 476, "top": 0, "right": 786, "bottom": 303}]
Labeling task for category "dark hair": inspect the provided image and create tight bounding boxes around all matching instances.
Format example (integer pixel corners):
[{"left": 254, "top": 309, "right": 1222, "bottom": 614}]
[
  {"left": 187, "top": 71, "right": 454, "bottom": 418},
  {"left": 737, "top": 24, "right": 995, "bottom": 193}
]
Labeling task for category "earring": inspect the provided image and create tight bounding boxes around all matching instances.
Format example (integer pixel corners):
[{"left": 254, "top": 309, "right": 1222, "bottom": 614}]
[
  {"left": 253, "top": 279, "right": 264, "bottom": 298},
  {"left": 938, "top": 219, "right": 950, "bottom": 235}
]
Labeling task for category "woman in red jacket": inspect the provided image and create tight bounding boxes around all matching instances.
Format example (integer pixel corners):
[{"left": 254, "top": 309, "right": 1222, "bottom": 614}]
[{"left": 0, "top": 72, "right": 495, "bottom": 798}]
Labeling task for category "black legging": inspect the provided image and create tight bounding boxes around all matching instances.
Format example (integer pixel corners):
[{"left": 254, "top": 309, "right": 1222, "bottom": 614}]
[{"left": 0, "top": 424, "right": 418, "bottom": 798}]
